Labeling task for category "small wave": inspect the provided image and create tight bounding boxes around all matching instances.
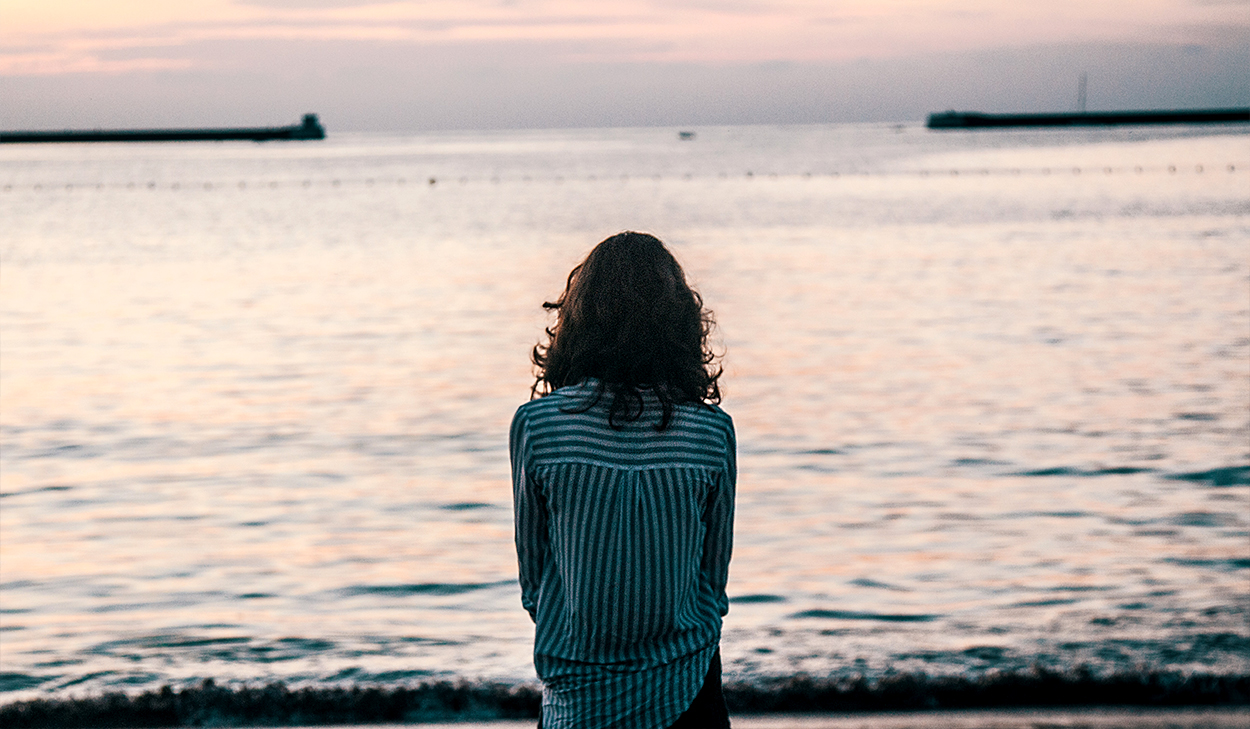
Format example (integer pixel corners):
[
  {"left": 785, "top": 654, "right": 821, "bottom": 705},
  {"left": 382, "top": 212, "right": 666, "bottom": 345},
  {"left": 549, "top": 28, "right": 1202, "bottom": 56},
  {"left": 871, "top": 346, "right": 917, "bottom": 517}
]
[
  {"left": 1171, "top": 511, "right": 1238, "bottom": 527},
  {"left": 1169, "top": 466, "right": 1250, "bottom": 487},
  {"left": 338, "top": 580, "right": 514, "bottom": 597},
  {"left": 848, "top": 578, "right": 910, "bottom": 591},
  {"left": 0, "top": 485, "right": 74, "bottom": 500},
  {"left": 1012, "top": 598, "right": 1080, "bottom": 607},
  {"left": 98, "top": 635, "right": 251, "bottom": 651},
  {"left": 729, "top": 594, "right": 787, "bottom": 604},
  {"left": 1163, "top": 558, "right": 1250, "bottom": 571},
  {"left": 0, "top": 674, "right": 52, "bottom": 693},
  {"left": 272, "top": 637, "right": 336, "bottom": 652},
  {"left": 950, "top": 458, "right": 1011, "bottom": 467},
  {"left": 962, "top": 646, "right": 1008, "bottom": 660},
  {"left": 324, "top": 668, "right": 435, "bottom": 682},
  {"left": 1174, "top": 412, "right": 1219, "bottom": 421},
  {"left": 440, "top": 502, "right": 495, "bottom": 511},
  {"left": 790, "top": 609, "right": 939, "bottom": 622},
  {"left": 1015, "top": 466, "right": 1154, "bottom": 477}
]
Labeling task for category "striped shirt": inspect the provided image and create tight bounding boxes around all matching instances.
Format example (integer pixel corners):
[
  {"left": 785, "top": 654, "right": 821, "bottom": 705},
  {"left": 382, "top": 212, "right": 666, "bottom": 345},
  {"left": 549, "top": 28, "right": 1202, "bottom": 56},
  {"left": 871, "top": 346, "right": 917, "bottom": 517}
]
[{"left": 511, "top": 380, "right": 736, "bottom": 729}]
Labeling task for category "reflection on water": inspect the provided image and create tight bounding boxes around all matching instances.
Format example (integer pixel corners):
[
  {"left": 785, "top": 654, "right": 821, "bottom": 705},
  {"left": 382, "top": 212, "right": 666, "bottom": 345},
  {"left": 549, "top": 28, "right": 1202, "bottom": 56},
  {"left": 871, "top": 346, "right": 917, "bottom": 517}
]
[{"left": 1, "top": 124, "right": 1247, "bottom": 700}]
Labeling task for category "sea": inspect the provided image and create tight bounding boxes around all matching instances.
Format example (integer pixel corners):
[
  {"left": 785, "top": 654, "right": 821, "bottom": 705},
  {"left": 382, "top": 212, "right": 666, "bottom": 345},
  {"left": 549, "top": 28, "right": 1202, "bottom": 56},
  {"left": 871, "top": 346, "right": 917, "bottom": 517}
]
[{"left": 1, "top": 122, "right": 1247, "bottom": 709}]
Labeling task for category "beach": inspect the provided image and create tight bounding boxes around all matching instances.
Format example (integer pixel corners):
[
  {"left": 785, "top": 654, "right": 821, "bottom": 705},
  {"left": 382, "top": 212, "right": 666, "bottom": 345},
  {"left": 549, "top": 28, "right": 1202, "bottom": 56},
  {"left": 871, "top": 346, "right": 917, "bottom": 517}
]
[{"left": 267, "top": 708, "right": 1250, "bottom": 729}]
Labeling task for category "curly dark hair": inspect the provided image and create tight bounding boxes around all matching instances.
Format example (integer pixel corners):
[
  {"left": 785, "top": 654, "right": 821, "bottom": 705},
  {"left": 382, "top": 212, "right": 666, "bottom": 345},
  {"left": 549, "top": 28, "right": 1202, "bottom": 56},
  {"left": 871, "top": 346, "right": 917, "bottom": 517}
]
[{"left": 531, "top": 231, "right": 722, "bottom": 430}]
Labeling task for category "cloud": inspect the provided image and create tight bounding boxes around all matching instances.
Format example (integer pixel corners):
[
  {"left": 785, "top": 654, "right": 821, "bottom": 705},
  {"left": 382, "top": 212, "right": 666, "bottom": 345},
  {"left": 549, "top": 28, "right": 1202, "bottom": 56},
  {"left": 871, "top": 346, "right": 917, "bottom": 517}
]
[
  {"left": 9, "top": 0, "right": 1249, "bottom": 76},
  {"left": 3, "top": 0, "right": 1247, "bottom": 122},
  {"left": 3, "top": 36, "right": 1245, "bottom": 131},
  {"left": 235, "top": 0, "right": 402, "bottom": 7}
]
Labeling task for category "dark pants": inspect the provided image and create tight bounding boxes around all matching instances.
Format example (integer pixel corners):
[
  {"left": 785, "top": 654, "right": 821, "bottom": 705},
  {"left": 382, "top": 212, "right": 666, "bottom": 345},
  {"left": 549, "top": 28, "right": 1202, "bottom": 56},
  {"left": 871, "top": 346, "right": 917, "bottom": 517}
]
[
  {"left": 666, "top": 649, "right": 731, "bottom": 729},
  {"left": 536, "top": 649, "right": 730, "bottom": 729}
]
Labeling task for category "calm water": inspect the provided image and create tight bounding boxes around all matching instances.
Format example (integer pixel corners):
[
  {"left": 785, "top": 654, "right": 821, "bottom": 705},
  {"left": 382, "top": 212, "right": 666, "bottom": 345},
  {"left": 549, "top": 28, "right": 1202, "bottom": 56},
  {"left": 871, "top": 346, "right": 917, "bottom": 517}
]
[{"left": 1, "top": 123, "right": 1247, "bottom": 703}]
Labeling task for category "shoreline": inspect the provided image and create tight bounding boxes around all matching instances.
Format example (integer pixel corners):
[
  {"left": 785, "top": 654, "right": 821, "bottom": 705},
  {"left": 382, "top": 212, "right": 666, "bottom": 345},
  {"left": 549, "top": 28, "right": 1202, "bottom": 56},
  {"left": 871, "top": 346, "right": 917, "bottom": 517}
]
[{"left": 3, "top": 671, "right": 1247, "bottom": 728}]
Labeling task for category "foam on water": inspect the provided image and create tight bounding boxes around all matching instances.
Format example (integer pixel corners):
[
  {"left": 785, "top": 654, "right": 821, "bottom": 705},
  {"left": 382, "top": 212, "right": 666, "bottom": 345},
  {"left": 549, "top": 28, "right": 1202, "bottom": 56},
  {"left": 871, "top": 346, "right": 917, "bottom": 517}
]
[{"left": 1, "top": 123, "right": 1247, "bottom": 704}]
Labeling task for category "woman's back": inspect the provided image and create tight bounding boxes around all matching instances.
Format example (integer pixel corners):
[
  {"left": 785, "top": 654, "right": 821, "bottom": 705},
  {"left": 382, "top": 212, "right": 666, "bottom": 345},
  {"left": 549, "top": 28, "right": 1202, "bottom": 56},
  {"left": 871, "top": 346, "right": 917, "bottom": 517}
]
[{"left": 513, "top": 381, "right": 734, "bottom": 663}]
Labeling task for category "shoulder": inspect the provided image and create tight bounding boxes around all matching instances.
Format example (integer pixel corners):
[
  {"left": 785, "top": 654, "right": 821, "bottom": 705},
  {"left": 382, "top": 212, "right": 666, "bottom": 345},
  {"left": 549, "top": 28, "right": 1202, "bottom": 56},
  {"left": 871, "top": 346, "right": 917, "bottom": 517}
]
[
  {"left": 513, "top": 385, "right": 588, "bottom": 418},
  {"left": 675, "top": 401, "right": 734, "bottom": 437},
  {"left": 511, "top": 386, "right": 594, "bottom": 435}
]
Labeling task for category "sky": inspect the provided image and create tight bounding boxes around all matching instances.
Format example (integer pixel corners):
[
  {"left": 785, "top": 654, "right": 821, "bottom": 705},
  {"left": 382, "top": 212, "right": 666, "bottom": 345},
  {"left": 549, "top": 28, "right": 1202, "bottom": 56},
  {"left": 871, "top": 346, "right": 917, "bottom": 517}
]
[{"left": 2, "top": 0, "right": 1248, "bottom": 130}]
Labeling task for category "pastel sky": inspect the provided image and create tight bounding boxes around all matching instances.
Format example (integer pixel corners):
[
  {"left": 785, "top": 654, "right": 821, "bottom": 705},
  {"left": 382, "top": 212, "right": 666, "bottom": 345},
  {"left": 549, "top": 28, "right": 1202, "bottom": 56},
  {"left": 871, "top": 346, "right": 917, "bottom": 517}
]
[{"left": 3, "top": 0, "right": 1248, "bottom": 129}]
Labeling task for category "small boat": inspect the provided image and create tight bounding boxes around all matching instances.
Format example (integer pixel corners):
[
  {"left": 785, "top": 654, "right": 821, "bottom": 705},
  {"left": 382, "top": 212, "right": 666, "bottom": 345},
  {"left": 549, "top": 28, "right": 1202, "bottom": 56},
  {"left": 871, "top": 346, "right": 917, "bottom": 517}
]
[
  {"left": 678, "top": 131, "right": 696, "bottom": 140},
  {"left": 0, "top": 114, "right": 327, "bottom": 143}
]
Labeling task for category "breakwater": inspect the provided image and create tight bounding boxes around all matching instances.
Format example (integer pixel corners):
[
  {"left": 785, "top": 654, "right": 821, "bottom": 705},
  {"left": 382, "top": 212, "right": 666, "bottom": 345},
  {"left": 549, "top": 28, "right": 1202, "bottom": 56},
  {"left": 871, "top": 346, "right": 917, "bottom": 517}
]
[
  {"left": 927, "top": 108, "right": 1250, "bottom": 128},
  {"left": 0, "top": 114, "right": 325, "bottom": 143}
]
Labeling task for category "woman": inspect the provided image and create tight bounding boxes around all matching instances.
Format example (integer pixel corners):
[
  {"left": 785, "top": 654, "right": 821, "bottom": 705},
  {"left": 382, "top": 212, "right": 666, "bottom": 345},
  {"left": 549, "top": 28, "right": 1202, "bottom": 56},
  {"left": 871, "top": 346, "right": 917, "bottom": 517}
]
[{"left": 511, "top": 231, "right": 735, "bottom": 729}]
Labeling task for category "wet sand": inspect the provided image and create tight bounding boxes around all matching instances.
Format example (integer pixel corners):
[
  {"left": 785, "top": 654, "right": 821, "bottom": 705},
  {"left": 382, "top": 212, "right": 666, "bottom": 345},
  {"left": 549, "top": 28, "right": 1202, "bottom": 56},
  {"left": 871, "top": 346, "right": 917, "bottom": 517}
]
[{"left": 290, "top": 707, "right": 1249, "bottom": 729}]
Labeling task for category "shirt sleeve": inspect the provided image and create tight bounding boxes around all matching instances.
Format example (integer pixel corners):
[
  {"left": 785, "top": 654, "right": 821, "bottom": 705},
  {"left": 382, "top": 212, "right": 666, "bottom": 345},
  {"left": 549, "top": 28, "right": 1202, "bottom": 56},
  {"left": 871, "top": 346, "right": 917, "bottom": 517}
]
[
  {"left": 510, "top": 405, "right": 547, "bottom": 622},
  {"left": 701, "top": 415, "right": 736, "bottom": 617}
]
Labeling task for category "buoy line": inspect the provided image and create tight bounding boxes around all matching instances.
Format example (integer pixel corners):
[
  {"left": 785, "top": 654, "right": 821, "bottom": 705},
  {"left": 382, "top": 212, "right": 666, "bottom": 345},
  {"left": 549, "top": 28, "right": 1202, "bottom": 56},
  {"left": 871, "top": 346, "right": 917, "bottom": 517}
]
[{"left": 1, "top": 163, "right": 1243, "bottom": 193}]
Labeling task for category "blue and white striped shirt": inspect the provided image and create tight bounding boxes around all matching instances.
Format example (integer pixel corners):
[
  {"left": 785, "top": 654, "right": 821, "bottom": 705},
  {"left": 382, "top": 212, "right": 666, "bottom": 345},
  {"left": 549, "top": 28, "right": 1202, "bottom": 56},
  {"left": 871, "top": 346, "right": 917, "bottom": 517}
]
[{"left": 511, "top": 381, "right": 736, "bottom": 729}]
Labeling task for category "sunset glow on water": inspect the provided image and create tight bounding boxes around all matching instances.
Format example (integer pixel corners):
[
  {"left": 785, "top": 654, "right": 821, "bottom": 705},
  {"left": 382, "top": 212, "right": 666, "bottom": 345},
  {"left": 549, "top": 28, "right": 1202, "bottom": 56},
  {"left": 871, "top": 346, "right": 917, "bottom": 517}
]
[{"left": 1, "top": 124, "right": 1247, "bottom": 702}]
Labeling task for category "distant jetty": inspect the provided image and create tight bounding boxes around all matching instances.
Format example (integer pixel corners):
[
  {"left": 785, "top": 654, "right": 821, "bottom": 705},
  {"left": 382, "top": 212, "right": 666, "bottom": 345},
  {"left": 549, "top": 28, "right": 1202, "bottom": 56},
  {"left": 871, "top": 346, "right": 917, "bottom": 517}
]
[
  {"left": 0, "top": 113, "right": 326, "bottom": 144},
  {"left": 927, "top": 108, "right": 1250, "bottom": 129}
]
